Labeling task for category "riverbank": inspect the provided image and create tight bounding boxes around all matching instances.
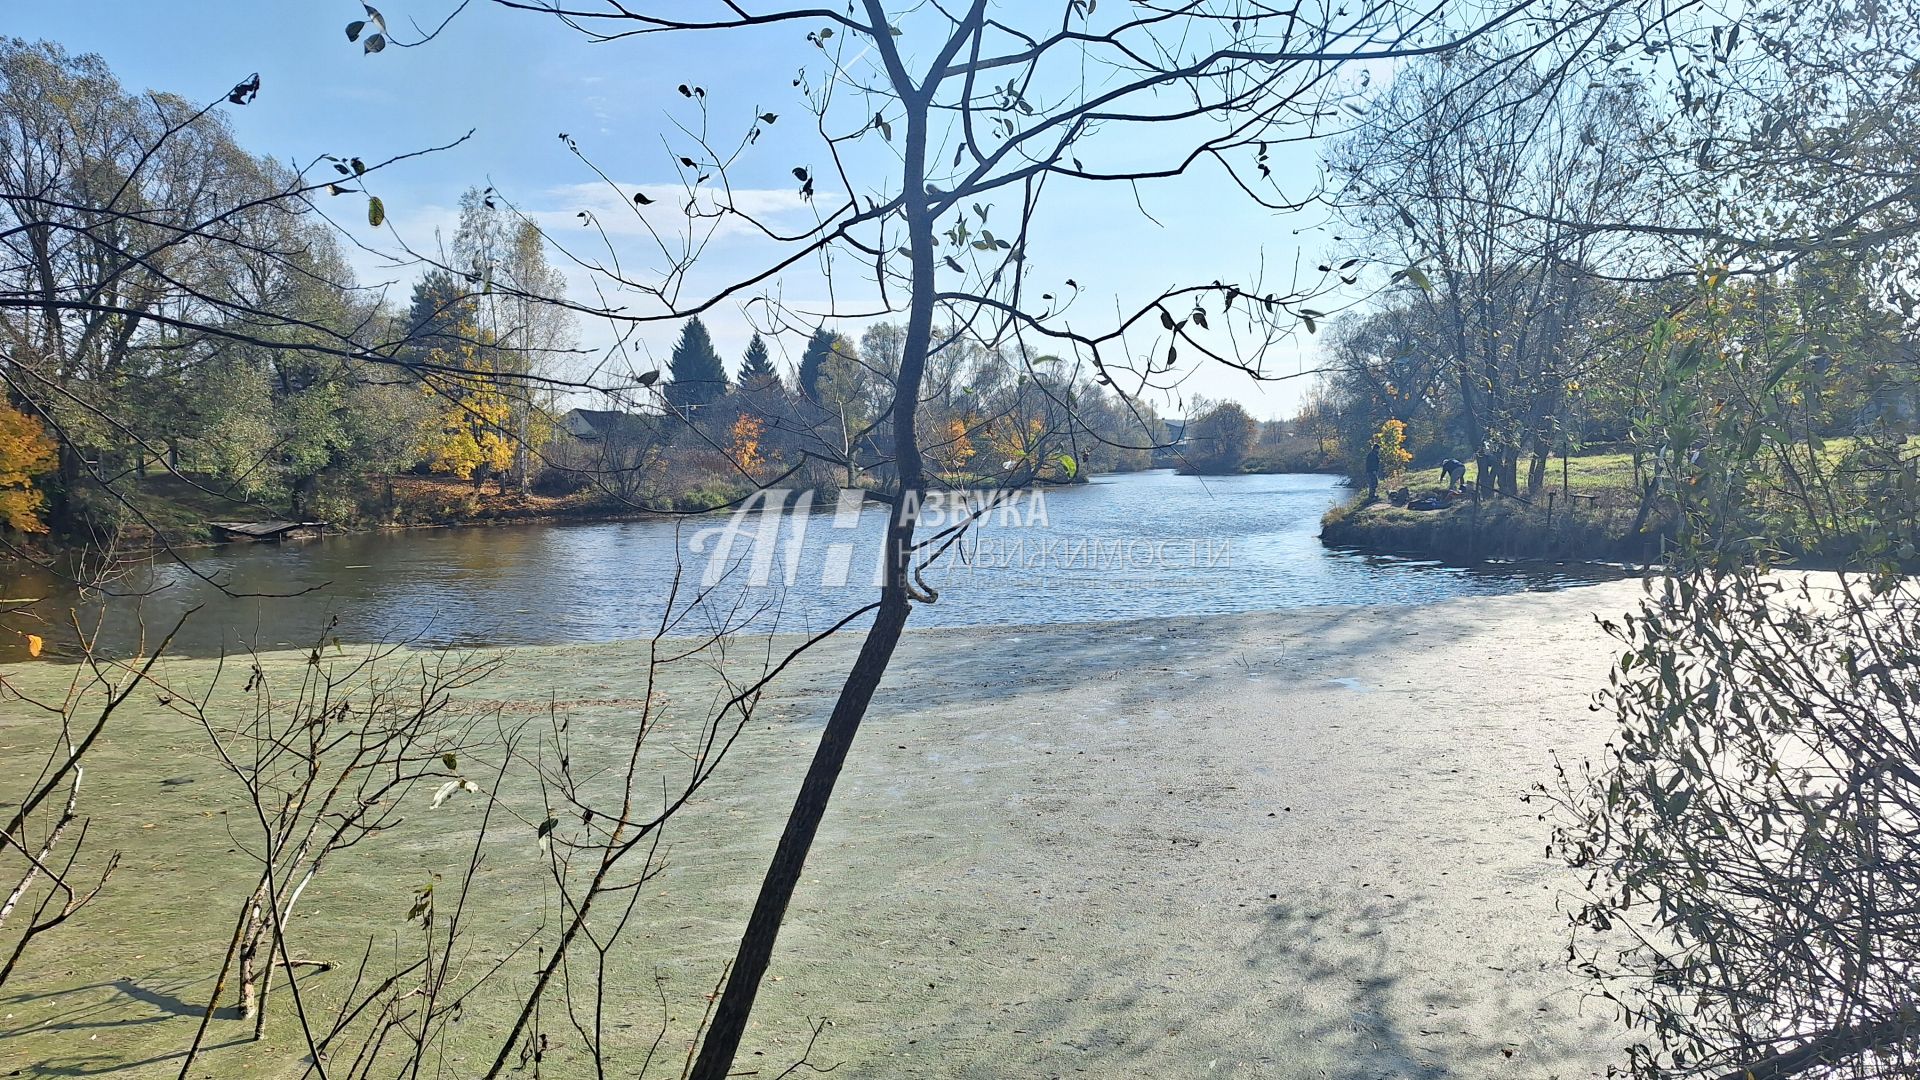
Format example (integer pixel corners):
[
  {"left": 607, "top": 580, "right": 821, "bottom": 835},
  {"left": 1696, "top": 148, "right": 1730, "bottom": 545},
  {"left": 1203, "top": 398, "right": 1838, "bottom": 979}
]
[
  {"left": 1321, "top": 489, "right": 1658, "bottom": 563},
  {"left": 1316, "top": 449, "right": 1664, "bottom": 564},
  {"left": 59, "top": 473, "right": 736, "bottom": 554},
  {"left": 23, "top": 471, "right": 1121, "bottom": 558},
  {"left": 0, "top": 581, "right": 1648, "bottom": 1077}
]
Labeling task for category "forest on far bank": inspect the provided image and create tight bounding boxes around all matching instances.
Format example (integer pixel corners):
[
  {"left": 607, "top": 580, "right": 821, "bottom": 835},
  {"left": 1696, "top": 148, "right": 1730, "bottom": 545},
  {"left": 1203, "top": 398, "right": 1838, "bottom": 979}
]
[{"left": 1, "top": 37, "right": 1328, "bottom": 553}]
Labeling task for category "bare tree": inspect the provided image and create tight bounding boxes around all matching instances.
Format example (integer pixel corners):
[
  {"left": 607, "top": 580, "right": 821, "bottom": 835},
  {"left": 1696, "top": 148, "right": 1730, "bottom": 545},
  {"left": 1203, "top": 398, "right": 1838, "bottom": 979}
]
[
  {"left": 149, "top": 626, "right": 501, "bottom": 1061},
  {"left": 1328, "top": 48, "right": 1656, "bottom": 495},
  {"left": 338, "top": 2, "right": 1695, "bottom": 1074},
  {"left": 0, "top": 0, "right": 1725, "bottom": 1073}
]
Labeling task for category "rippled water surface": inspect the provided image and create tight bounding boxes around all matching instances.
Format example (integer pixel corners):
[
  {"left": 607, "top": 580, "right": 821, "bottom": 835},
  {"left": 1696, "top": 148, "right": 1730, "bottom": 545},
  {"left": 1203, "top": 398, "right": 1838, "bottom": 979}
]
[{"left": 3, "top": 471, "right": 1617, "bottom": 661}]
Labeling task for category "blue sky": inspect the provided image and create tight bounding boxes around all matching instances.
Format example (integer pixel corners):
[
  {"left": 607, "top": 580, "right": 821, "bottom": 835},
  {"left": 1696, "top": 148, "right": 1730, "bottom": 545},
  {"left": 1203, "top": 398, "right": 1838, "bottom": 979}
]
[{"left": 10, "top": 3, "right": 1367, "bottom": 420}]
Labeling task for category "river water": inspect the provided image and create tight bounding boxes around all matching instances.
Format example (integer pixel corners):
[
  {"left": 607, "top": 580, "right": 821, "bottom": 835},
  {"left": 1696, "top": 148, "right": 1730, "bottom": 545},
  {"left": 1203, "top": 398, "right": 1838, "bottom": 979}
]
[{"left": 1, "top": 471, "right": 1612, "bottom": 662}]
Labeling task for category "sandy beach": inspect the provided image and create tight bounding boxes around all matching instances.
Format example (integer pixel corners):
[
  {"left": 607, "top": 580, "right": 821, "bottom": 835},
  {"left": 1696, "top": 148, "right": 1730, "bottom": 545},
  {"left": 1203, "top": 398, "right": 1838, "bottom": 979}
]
[{"left": 0, "top": 577, "right": 1651, "bottom": 1078}]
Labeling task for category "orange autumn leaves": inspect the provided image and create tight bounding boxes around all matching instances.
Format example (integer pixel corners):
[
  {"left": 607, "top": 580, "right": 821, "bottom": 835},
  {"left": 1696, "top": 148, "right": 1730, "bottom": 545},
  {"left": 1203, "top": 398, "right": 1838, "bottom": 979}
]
[
  {"left": 729, "top": 415, "right": 766, "bottom": 480},
  {"left": 0, "top": 400, "right": 56, "bottom": 533}
]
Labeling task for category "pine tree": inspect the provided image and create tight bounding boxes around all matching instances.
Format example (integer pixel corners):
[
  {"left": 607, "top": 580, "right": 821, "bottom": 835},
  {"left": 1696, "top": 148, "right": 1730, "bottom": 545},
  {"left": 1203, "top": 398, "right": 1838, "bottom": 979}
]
[
  {"left": 737, "top": 333, "right": 781, "bottom": 391},
  {"left": 665, "top": 317, "right": 729, "bottom": 412},
  {"left": 795, "top": 327, "right": 836, "bottom": 403},
  {"left": 406, "top": 269, "right": 473, "bottom": 352}
]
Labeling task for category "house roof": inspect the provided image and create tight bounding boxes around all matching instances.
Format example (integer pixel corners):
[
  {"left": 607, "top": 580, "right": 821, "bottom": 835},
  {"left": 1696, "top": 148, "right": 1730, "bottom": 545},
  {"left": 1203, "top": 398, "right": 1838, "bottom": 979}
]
[{"left": 564, "top": 408, "right": 659, "bottom": 440}]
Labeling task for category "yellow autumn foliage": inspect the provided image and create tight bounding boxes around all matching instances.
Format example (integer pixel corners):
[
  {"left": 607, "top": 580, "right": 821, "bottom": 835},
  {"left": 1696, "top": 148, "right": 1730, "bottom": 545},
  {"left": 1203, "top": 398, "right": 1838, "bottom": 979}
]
[
  {"left": 0, "top": 401, "right": 57, "bottom": 533},
  {"left": 729, "top": 414, "right": 766, "bottom": 480},
  {"left": 417, "top": 332, "right": 516, "bottom": 481},
  {"left": 1372, "top": 418, "right": 1412, "bottom": 476},
  {"left": 935, "top": 417, "right": 975, "bottom": 473}
]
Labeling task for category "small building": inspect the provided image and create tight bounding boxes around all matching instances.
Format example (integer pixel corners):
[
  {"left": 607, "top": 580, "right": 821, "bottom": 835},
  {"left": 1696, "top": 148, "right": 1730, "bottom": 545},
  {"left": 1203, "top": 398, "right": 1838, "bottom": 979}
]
[
  {"left": 562, "top": 408, "right": 660, "bottom": 443},
  {"left": 1150, "top": 419, "right": 1190, "bottom": 467}
]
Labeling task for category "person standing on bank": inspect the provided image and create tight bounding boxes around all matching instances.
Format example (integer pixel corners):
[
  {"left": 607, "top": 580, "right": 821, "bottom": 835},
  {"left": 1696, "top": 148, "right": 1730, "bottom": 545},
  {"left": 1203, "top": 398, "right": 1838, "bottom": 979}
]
[{"left": 1365, "top": 442, "right": 1382, "bottom": 499}]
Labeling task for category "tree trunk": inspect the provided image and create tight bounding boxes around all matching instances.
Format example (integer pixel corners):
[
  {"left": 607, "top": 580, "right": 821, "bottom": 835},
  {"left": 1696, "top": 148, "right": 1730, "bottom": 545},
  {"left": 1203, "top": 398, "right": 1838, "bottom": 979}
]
[
  {"left": 1497, "top": 446, "right": 1520, "bottom": 496},
  {"left": 689, "top": 29, "right": 940, "bottom": 1071},
  {"left": 687, "top": 595, "right": 911, "bottom": 1077},
  {"left": 1526, "top": 442, "right": 1549, "bottom": 496}
]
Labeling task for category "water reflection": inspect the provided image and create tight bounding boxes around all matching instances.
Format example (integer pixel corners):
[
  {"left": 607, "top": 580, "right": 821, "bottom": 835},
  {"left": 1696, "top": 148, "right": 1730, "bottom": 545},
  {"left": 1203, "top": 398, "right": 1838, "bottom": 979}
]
[{"left": 0, "top": 471, "right": 1621, "bottom": 662}]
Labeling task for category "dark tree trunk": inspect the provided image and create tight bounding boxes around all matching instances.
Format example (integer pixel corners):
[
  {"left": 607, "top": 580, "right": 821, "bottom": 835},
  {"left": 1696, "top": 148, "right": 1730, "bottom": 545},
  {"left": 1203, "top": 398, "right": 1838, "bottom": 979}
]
[
  {"left": 1497, "top": 446, "right": 1520, "bottom": 496},
  {"left": 1526, "top": 441, "right": 1549, "bottom": 496},
  {"left": 688, "top": 18, "right": 946, "bottom": 1069},
  {"left": 687, "top": 594, "right": 912, "bottom": 1077}
]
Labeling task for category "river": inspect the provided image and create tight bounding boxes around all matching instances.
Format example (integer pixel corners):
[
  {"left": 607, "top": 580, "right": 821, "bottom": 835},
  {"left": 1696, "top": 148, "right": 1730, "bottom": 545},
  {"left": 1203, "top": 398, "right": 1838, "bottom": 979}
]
[{"left": 0, "top": 471, "right": 1612, "bottom": 662}]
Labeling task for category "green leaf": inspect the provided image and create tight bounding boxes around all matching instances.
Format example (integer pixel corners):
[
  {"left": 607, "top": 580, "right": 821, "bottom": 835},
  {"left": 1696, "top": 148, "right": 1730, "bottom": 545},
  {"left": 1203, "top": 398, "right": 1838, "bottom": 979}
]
[
  {"left": 1402, "top": 267, "right": 1432, "bottom": 291},
  {"left": 367, "top": 196, "right": 385, "bottom": 227},
  {"left": 1058, "top": 453, "right": 1078, "bottom": 479}
]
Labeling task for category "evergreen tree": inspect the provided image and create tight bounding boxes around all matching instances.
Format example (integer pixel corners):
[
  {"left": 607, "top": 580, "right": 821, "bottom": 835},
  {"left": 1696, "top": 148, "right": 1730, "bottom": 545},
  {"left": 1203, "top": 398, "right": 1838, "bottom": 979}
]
[
  {"left": 665, "top": 316, "right": 729, "bottom": 412},
  {"left": 796, "top": 327, "right": 837, "bottom": 403},
  {"left": 406, "top": 269, "right": 473, "bottom": 352},
  {"left": 738, "top": 333, "right": 781, "bottom": 391}
]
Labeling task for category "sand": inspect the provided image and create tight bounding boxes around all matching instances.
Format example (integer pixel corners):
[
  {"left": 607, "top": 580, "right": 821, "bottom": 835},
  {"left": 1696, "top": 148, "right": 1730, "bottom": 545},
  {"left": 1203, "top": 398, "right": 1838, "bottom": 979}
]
[{"left": 0, "top": 577, "right": 1652, "bottom": 1078}]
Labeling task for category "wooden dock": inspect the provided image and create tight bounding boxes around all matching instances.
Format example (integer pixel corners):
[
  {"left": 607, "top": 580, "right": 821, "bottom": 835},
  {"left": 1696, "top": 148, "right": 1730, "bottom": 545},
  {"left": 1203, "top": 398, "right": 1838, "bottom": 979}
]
[{"left": 207, "top": 520, "right": 328, "bottom": 542}]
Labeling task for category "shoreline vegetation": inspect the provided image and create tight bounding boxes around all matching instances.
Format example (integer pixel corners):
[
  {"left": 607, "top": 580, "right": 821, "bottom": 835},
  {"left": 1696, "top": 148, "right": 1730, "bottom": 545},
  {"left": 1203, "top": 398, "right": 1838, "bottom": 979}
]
[
  {"left": 1318, "top": 438, "right": 1918, "bottom": 569},
  {"left": 1320, "top": 449, "right": 1653, "bottom": 563},
  {"left": 12, "top": 450, "right": 1348, "bottom": 561},
  {"left": 1321, "top": 489, "right": 1650, "bottom": 564}
]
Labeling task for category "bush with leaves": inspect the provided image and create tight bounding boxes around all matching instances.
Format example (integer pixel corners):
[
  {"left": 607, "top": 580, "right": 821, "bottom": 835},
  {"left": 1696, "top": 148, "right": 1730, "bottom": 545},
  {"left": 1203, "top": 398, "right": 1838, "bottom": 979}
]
[{"left": 1550, "top": 568, "right": 1920, "bottom": 1079}]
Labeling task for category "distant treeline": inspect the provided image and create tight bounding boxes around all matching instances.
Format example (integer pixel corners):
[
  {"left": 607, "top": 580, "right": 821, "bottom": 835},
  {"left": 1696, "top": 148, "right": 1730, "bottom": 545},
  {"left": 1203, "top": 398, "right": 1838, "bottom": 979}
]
[{"left": 0, "top": 39, "right": 1193, "bottom": 544}]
